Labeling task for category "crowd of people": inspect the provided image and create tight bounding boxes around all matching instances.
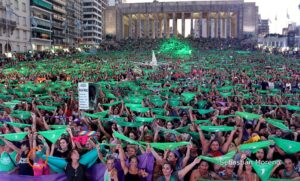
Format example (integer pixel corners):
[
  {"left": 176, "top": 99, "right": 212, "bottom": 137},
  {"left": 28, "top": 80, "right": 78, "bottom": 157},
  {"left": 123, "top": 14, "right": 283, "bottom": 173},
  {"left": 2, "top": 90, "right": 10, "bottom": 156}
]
[{"left": 0, "top": 38, "right": 299, "bottom": 181}]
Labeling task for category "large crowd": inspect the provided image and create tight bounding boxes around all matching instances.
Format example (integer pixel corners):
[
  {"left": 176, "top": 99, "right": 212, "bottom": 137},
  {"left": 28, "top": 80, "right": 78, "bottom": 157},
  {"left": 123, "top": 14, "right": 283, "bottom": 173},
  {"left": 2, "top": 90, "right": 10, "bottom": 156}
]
[{"left": 0, "top": 39, "right": 299, "bottom": 181}]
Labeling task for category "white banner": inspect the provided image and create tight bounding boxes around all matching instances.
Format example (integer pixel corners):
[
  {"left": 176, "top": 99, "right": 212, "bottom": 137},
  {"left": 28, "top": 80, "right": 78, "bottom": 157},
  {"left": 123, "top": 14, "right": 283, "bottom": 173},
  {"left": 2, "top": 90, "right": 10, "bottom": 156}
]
[{"left": 78, "top": 82, "right": 89, "bottom": 110}]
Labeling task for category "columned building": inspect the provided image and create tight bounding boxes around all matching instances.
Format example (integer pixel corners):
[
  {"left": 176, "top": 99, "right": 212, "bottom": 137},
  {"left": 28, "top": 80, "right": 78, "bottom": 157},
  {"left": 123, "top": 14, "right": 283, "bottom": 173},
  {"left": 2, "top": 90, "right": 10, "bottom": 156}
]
[
  {"left": 82, "top": 0, "right": 107, "bottom": 46},
  {"left": 0, "top": 0, "right": 31, "bottom": 53},
  {"left": 105, "top": 0, "right": 258, "bottom": 40}
]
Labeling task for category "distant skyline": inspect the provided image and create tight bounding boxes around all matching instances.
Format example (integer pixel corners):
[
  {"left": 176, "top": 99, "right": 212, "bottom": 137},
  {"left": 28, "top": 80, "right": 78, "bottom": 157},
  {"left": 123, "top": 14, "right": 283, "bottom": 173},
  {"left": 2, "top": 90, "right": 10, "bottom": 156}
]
[{"left": 125, "top": 0, "right": 300, "bottom": 34}]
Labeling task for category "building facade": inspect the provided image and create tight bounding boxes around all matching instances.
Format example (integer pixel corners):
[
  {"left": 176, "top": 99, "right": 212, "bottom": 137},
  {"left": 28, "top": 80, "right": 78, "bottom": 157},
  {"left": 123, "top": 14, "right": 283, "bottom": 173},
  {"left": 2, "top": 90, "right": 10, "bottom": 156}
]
[
  {"left": 258, "top": 19, "right": 269, "bottom": 37},
  {"left": 82, "top": 0, "right": 107, "bottom": 46},
  {"left": 0, "top": 0, "right": 31, "bottom": 53},
  {"left": 66, "top": 0, "right": 83, "bottom": 47},
  {"left": 30, "top": 0, "right": 52, "bottom": 51},
  {"left": 48, "top": 0, "right": 66, "bottom": 49},
  {"left": 105, "top": 0, "right": 258, "bottom": 40}
]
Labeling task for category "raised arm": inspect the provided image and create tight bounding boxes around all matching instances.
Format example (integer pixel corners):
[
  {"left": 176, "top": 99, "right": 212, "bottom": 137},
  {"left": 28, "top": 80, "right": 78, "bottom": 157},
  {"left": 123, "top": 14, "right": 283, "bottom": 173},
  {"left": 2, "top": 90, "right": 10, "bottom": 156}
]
[
  {"left": 197, "top": 126, "right": 208, "bottom": 154},
  {"left": 221, "top": 129, "right": 236, "bottom": 153},
  {"left": 0, "top": 137, "right": 20, "bottom": 153},
  {"left": 178, "top": 157, "right": 201, "bottom": 179},
  {"left": 117, "top": 144, "right": 128, "bottom": 174},
  {"left": 182, "top": 145, "right": 191, "bottom": 167}
]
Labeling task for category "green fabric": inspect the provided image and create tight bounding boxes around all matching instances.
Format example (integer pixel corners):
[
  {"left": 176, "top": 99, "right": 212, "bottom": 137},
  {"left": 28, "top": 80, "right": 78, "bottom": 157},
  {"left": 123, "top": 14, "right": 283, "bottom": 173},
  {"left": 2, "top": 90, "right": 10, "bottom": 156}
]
[
  {"left": 135, "top": 117, "right": 154, "bottom": 123},
  {"left": 116, "top": 121, "right": 143, "bottom": 127},
  {"left": 149, "top": 141, "right": 190, "bottom": 151},
  {"left": 194, "top": 120, "right": 211, "bottom": 124},
  {"left": 50, "top": 125, "right": 67, "bottom": 129},
  {"left": 83, "top": 111, "right": 108, "bottom": 119},
  {"left": 265, "top": 119, "right": 290, "bottom": 132},
  {"left": 0, "top": 151, "right": 17, "bottom": 172},
  {"left": 36, "top": 105, "right": 57, "bottom": 111},
  {"left": 200, "top": 126, "right": 234, "bottom": 132},
  {"left": 6, "top": 122, "right": 31, "bottom": 128},
  {"left": 198, "top": 151, "right": 236, "bottom": 167},
  {"left": 247, "top": 158, "right": 280, "bottom": 181},
  {"left": 130, "top": 107, "right": 150, "bottom": 113},
  {"left": 38, "top": 129, "right": 66, "bottom": 143},
  {"left": 236, "top": 111, "right": 261, "bottom": 120},
  {"left": 197, "top": 109, "right": 215, "bottom": 115},
  {"left": 113, "top": 131, "right": 142, "bottom": 146},
  {"left": 269, "top": 137, "right": 300, "bottom": 154},
  {"left": 239, "top": 140, "right": 273, "bottom": 151},
  {"left": 0, "top": 132, "right": 28, "bottom": 141}
]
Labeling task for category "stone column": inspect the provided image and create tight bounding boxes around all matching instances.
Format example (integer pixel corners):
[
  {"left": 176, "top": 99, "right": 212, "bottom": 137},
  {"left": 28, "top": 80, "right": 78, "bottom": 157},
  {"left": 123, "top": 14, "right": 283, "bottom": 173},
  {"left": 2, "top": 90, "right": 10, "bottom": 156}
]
[
  {"left": 226, "top": 11, "right": 230, "bottom": 38},
  {"left": 159, "top": 17, "right": 163, "bottom": 38},
  {"left": 163, "top": 13, "right": 167, "bottom": 38},
  {"left": 146, "top": 14, "right": 150, "bottom": 38},
  {"left": 137, "top": 14, "right": 141, "bottom": 38},
  {"left": 190, "top": 13, "right": 194, "bottom": 38},
  {"left": 199, "top": 12, "right": 202, "bottom": 38},
  {"left": 152, "top": 16, "right": 156, "bottom": 39},
  {"left": 181, "top": 12, "right": 185, "bottom": 37},
  {"left": 207, "top": 12, "right": 211, "bottom": 38},
  {"left": 116, "top": 9, "right": 123, "bottom": 40},
  {"left": 172, "top": 12, "right": 177, "bottom": 37},
  {"left": 237, "top": 9, "right": 243, "bottom": 39},
  {"left": 128, "top": 14, "right": 132, "bottom": 38},
  {"left": 154, "top": 14, "right": 158, "bottom": 39},
  {"left": 217, "top": 12, "right": 221, "bottom": 38}
]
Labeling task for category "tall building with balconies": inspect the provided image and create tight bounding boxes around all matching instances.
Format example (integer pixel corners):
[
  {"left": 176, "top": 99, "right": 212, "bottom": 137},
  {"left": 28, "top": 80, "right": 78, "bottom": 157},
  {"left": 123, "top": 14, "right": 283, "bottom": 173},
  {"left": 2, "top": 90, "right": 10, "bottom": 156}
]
[
  {"left": 66, "top": 0, "right": 82, "bottom": 47},
  {"left": 30, "top": 0, "right": 52, "bottom": 51},
  {"left": 0, "top": 0, "right": 31, "bottom": 53},
  {"left": 83, "top": 0, "right": 107, "bottom": 46},
  {"left": 49, "top": 0, "right": 66, "bottom": 49}
]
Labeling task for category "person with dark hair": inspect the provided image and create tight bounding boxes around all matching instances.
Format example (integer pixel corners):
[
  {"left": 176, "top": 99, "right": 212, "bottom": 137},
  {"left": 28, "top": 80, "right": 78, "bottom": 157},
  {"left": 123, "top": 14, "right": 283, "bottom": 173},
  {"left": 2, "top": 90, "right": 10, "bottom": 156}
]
[
  {"left": 65, "top": 149, "right": 87, "bottom": 181},
  {"left": 0, "top": 137, "right": 34, "bottom": 176},
  {"left": 189, "top": 159, "right": 221, "bottom": 181},
  {"left": 276, "top": 156, "right": 300, "bottom": 179},
  {"left": 117, "top": 144, "right": 148, "bottom": 181},
  {"left": 104, "top": 155, "right": 119, "bottom": 181},
  {"left": 157, "top": 157, "right": 201, "bottom": 181},
  {"left": 238, "top": 154, "right": 259, "bottom": 181}
]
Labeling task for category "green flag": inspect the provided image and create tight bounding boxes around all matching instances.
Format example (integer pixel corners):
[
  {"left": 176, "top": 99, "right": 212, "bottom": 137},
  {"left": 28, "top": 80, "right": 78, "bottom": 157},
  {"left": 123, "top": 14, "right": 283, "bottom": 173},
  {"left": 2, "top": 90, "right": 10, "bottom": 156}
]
[
  {"left": 0, "top": 132, "right": 28, "bottom": 141},
  {"left": 198, "top": 151, "right": 236, "bottom": 167},
  {"left": 247, "top": 158, "right": 280, "bottom": 181},
  {"left": 38, "top": 129, "right": 67, "bottom": 143}
]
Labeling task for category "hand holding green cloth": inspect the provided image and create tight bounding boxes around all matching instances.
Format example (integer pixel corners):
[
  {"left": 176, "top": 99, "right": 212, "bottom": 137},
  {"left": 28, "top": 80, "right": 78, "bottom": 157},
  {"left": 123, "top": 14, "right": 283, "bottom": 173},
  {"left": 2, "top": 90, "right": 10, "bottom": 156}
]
[
  {"left": 10, "top": 110, "right": 32, "bottom": 120},
  {"left": 247, "top": 158, "right": 280, "bottom": 181},
  {"left": 116, "top": 121, "right": 143, "bottom": 127},
  {"left": 130, "top": 107, "right": 150, "bottom": 113},
  {"left": 6, "top": 122, "right": 31, "bottom": 128},
  {"left": 83, "top": 111, "right": 108, "bottom": 119},
  {"left": 148, "top": 142, "right": 190, "bottom": 151},
  {"left": 125, "top": 103, "right": 142, "bottom": 109},
  {"left": 236, "top": 111, "right": 261, "bottom": 120},
  {"left": 194, "top": 120, "right": 211, "bottom": 124},
  {"left": 79, "top": 148, "right": 98, "bottom": 168},
  {"left": 281, "top": 105, "right": 300, "bottom": 111},
  {"left": 239, "top": 140, "right": 274, "bottom": 151},
  {"left": 198, "top": 151, "right": 236, "bottom": 167},
  {"left": 135, "top": 117, "right": 154, "bottom": 123},
  {"left": 197, "top": 109, "right": 215, "bottom": 115},
  {"left": 113, "top": 131, "right": 142, "bottom": 146},
  {"left": 50, "top": 125, "right": 67, "bottom": 129},
  {"left": 265, "top": 119, "right": 290, "bottom": 132},
  {"left": 200, "top": 125, "right": 234, "bottom": 132},
  {"left": 0, "top": 132, "right": 28, "bottom": 141},
  {"left": 269, "top": 137, "right": 300, "bottom": 154},
  {"left": 38, "top": 129, "right": 67, "bottom": 143},
  {"left": 36, "top": 105, "right": 57, "bottom": 111}
]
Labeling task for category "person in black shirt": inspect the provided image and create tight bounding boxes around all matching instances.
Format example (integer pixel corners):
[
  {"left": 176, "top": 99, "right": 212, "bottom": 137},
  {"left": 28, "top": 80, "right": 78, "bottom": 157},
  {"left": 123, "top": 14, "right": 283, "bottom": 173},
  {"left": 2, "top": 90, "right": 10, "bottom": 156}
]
[
  {"left": 51, "top": 137, "right": 72, "bottom": 158},
  {"left": 65, "top": 149, "right": 87, "bottom": 181}
]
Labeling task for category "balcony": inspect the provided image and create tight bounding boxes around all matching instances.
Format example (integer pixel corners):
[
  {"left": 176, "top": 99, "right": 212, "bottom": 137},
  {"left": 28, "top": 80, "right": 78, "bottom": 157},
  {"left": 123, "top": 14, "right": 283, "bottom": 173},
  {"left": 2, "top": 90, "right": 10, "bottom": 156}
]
[
  {"left": 53, "top": 14, "right": 65, "bottom": 21},
  {"left": 52, "top": 22, "right": 63, "bottom": 29},
  {"left": 53, "top": 5, "right": 66, "bottom": 14},
  {"left": 33, "top": 17, "right": 51, "bottom": 28},
  {"left": 51, "top": 0, "right": 66, "bottom": 6},
  {"left": 0, "top": 18, "right": 17, "bottom": 29},
  {"left": 31, "top": 0, "right": 52, "bottom": 11}
]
